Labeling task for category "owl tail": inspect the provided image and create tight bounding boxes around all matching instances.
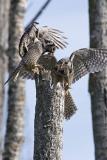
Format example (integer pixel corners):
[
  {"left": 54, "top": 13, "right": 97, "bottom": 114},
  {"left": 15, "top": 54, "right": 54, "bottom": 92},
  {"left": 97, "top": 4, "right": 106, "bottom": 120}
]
[
  {"left": 64, "top": 91, "right": 77, "bottom": 120},
  {"left": 4, "top": 66, "right": 21, "bottom": 85}
]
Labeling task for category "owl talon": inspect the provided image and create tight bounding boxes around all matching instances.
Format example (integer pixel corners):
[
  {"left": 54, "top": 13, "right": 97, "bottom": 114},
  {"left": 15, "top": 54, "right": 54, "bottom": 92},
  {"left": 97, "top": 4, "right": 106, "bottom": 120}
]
[
  {"left": 32, "top": 68, "right": 39, "bottom": 75},
  {"left": 36, "top": 65, "right": 44, "bottom": 73}
]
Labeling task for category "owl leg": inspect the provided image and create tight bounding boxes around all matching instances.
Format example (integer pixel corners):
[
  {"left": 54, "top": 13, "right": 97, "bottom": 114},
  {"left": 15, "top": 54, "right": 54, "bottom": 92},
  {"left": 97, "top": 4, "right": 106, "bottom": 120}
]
[{"left": 31, "top": 64, "right": 44, "bottom": 75}]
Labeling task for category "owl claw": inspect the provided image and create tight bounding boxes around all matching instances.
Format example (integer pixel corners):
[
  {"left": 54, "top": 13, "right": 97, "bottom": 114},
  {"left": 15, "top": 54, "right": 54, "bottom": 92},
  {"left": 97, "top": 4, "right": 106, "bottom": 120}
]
[{"left": 31, "top": 64, "right": 44, "bottom": 75}]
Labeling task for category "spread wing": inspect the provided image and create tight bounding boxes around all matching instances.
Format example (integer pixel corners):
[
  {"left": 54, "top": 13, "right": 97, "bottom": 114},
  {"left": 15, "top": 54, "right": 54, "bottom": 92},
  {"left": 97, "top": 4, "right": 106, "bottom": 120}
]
[
  {"left": 39, "top": 26, "right": 68, "bottom": 49},
  {"left": 72, "top": 48, "right": 107, "bottom": 83}
]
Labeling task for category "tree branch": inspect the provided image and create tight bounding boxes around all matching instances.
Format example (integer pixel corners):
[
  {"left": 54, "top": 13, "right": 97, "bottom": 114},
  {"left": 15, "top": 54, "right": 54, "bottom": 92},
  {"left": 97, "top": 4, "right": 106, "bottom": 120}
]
[{"left": 25, "top": 0, "right": 52, "bottom": 30}]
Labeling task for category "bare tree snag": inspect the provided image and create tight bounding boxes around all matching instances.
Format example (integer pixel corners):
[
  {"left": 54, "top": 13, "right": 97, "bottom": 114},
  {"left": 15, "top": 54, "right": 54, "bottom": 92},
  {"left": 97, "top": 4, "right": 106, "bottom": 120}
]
[{"left": 34, "top": 76, "right": 64, "bottom": 160}]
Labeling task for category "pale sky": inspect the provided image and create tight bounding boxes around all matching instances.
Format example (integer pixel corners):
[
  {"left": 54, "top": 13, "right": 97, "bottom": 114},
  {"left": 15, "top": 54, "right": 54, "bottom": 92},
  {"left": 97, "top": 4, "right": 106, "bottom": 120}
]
[{"left": 21, "top": 0, "right": 94, "bottom": 160}]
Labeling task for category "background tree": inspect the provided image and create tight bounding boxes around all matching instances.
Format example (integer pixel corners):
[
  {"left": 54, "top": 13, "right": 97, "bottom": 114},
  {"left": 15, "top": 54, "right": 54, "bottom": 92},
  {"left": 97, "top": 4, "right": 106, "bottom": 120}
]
[
  {"left": 3, "top": 0, "right": 26, "bottom": 159},
  {"left": 0, "top": 0, "right": 10, "bottom": 158},
  {"left": 89, "top": 0, "right": 107, "bottom": 159}
]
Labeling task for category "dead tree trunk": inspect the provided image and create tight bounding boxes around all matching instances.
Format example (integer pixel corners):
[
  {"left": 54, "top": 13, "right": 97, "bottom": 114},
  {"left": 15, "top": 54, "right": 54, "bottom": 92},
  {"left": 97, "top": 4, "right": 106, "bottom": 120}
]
[
  {"left": 34, "top": 77, "right": 64, "bottom": 160},
  {"left": 3, "top": 0, "right": 27, "bottom": 159},
  {"left": 0, "top": 0, "right": 10, "bottom": 158},
  {"left": 89, "top": 1, "right": 107, "bottom": 159}
]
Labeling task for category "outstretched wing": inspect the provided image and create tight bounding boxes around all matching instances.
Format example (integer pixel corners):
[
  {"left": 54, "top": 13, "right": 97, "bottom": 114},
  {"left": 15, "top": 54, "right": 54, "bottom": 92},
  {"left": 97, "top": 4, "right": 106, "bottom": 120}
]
[
  {"left": 39, "top": 26, "right": 68, "bottom": 49},
  {"left": 72, "top": 48, "right": 107, "bottom": 83}
]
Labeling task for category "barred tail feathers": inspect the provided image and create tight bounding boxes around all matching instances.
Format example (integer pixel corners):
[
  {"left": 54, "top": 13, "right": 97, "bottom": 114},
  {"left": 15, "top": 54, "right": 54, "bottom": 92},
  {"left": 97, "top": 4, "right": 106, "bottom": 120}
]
[
  {"left": 4, "top": 66, "right": 21, "bottom": 85},
  {"left": 64, "top": 91, "right": 77, "bottom": 120}
]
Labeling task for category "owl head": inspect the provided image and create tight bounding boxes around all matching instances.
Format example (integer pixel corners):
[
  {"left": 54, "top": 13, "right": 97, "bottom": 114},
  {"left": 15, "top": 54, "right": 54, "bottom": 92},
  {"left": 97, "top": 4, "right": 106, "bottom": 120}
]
[{"left": 54, "top": 54, "right": 75, "bottom": 78}]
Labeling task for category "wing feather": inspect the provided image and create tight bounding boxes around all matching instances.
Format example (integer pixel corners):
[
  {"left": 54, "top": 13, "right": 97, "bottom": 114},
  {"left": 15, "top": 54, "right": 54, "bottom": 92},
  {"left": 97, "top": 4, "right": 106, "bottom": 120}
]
[
  {"left": 72, "top": 48, "right": 107, "bottom": 83},
  {"left": 39, "top": 26, "right": 68, "bottom": 49}
]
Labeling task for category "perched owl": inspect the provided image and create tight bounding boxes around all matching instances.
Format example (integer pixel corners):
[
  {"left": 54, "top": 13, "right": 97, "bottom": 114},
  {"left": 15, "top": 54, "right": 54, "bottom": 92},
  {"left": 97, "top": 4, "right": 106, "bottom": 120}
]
[
  {"left": 19, "top": 22, "right": 68, "bottom": 58},
  {"left": 19, "top": 22, "right": 39, "bottom": 58},
  {"left": 54, "top": 48, "right": 107, "bottom": 119},
  {"left": 5, "top": 39, "right": 44, "bottom": 84}
]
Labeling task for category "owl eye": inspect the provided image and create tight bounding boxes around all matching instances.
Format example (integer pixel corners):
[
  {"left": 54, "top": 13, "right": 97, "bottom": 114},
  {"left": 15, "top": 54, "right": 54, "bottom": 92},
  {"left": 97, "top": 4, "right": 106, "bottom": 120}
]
[
  {"left": 45, "top": 39, "right": 50, "bottom": 43},
  {"left": 64, "top": 61, "right": 68, "bottom": 64},
  {"left": 59, "top": 69, "right": 64, "bottom": 74}
]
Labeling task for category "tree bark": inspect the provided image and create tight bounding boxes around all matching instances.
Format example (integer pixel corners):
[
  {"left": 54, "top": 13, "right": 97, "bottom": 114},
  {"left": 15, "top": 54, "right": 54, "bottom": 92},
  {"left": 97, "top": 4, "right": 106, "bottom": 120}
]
[
  {"left": 34, "top": 76, "right": 64, "bottom": 160},
  {"left": 89, "top": 1, "right": 107, "bottom": 160},
  {"left": 3, "top": 0, "right": 26, "bottom": 159},
  {"left": 0, "top": 0, "right": 10, "bottom": 158}
]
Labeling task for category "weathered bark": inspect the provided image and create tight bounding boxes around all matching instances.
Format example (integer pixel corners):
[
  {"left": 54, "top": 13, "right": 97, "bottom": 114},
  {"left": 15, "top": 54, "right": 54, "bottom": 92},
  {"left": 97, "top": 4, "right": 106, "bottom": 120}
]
[
  {"left": 0, "top": 0, "right": 10, "bottom": 158},
  {"left": 0, "top": 50, "right": 5, "bottom": 159},
  {"left": 89, "top": 1, "right": 107, "bottom": 160},
  {"left": 3, "top": 0, "right": 26, "bottom": 159},
  {"left": 34, "top": 77, "right": 64, "bottom": 160}
]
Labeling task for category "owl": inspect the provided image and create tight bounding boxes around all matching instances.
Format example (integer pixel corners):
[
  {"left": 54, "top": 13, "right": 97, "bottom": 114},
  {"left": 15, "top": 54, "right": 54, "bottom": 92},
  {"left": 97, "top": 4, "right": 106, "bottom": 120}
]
[
  {"left": 19, "top": 22, "right": 39, "bottom": 58},
  {"left": 54, "top": 48, "right": 107, "bottom": 119},
  {"left": 19, "top": 22, "right": 68, "bottom": 58},
  {"left": 5, "top": 39, "right": 44, "bottom": 84}
]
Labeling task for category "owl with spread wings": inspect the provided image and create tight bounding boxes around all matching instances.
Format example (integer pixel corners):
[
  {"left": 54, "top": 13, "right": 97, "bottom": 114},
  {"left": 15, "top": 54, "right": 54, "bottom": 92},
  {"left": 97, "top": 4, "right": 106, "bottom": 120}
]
[{"left": 54, "top": 48, "right": 107, "bottom": 119}]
